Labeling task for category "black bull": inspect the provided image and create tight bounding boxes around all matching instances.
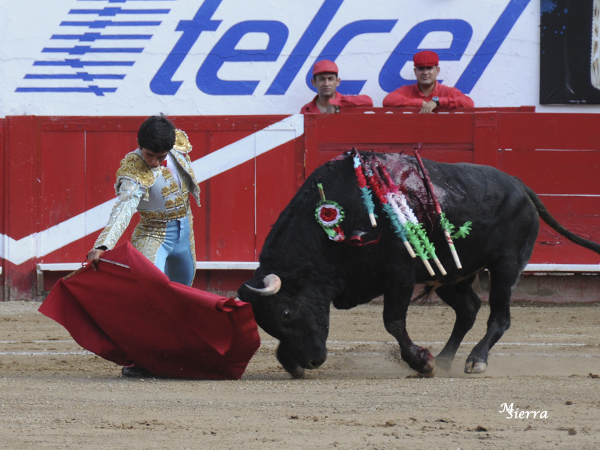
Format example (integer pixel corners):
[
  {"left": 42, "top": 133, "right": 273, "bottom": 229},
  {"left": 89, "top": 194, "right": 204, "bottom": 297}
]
[{"left": 238, "top": 151, "right": 600, "bottom": 378}]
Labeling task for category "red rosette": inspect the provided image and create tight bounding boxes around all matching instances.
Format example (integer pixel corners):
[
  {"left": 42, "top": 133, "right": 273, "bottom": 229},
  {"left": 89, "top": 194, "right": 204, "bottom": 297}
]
[{"left": 317, "top": 203, "right": 343, "bottom": 227}]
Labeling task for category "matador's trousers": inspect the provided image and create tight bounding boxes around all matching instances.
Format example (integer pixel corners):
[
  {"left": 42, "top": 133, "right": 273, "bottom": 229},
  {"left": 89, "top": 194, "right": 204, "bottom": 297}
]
[{"left": 132, "top": 217, "right": 195, "bottom": 286}]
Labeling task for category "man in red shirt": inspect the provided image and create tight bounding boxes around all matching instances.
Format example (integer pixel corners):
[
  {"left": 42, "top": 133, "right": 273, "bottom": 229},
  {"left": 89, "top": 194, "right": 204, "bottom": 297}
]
[
  {"left": 300, "top": 60, "right": 373, "bottom": 114},
  {"left": 382, "top": 51, "right": 474, "bottom": 113}
]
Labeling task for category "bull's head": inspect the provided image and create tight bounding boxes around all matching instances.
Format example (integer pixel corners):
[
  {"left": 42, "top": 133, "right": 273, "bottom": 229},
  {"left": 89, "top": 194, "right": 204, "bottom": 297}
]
[{"left": 238, "top": 271, "right": 332, "bottom": 379}]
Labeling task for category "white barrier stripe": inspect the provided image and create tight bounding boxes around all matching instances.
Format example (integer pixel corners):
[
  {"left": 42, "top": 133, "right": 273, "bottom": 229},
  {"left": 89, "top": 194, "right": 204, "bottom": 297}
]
[
  {"left": 524, "top": 264, "right": 600, "bottom": 272},
  {"left": 0, "top": 340, "right": 74, "bottom": 344},
  {"left": 192, "top": 114, "right": 304, "bottom": 183},
  {"left": 0, "top": 115, "right": 304, "bottom": 265},
  {"left": 0, "top": 351, "right": 91, "bottom": 356}
]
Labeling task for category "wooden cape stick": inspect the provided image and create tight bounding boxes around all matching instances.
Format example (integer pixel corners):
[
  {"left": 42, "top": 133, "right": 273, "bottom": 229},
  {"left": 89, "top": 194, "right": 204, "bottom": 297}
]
[
  {"left": 413, "top": 144, "right": 462, "bottom": 269},
  {"left": 63, "top": 257, "right": 130, "bottom": 282}
]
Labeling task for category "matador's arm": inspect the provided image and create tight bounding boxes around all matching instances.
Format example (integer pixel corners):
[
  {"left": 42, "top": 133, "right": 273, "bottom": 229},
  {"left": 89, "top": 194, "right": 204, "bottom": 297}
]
[{"left": 93, "top": 179, "right": 144, "bottom": 250}]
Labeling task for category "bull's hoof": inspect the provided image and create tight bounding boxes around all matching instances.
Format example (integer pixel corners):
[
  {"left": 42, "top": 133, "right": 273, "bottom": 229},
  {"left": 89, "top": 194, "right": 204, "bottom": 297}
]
[
  {"left": 421, "top": 358, "right": 435, "bottom": 374},
  {"left": 464, "top": 360, "right": 487, "bottom": 374},
  {"left": 413, "top": 348, "right": 435, "bottom": 375},
  {"left": 406, "top": 356, "right": 435, "bottom": 377},
  {"left": 403, "top": 346, "right": 436, "bottom": 375}
]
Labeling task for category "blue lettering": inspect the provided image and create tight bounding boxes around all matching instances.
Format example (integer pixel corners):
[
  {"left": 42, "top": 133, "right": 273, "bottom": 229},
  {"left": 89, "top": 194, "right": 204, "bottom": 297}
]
[
  {"left": 379, "top": 20, "right": 472, "bottom": 93},
  {"left": 150, "top": 0, "right": 222, "bottom": 95},
  {"left": 455, "top": 0, "right": 530, "bottom": 93},
  {"left": 197, "top": 21, "right": 288, "bottom": 95},
  {"left": 307, "top": 20, "right": 397, "bottom": 95},
  {"left": 265, "top": 0, "right": 343, "bottom": 95},
  {"left": 148, "top": 0, "right": 526, "bottom": 97}
]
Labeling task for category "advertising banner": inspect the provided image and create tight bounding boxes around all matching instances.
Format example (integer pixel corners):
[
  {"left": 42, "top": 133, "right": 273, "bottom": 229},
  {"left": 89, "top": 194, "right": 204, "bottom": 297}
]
[{"left": 0, "top": 0, "right": 548, "bottom": 116}]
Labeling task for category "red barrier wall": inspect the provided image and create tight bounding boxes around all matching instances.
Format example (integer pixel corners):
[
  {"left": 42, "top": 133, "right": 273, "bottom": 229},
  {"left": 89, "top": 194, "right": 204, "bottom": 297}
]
[{"left": 1, "top": 110, "right": 599, "bottom": 301}]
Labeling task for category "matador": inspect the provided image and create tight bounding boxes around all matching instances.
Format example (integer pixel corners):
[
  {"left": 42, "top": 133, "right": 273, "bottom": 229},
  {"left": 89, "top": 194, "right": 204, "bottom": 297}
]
[{"left": 88, "top": 115, "right": 201, "bottom": 287}]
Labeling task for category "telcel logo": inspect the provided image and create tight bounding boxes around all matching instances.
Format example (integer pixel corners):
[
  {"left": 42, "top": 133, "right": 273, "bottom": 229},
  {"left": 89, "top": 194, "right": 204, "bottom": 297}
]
[{"left": 151, "top": 0, "right": 530, "bottom": 97}]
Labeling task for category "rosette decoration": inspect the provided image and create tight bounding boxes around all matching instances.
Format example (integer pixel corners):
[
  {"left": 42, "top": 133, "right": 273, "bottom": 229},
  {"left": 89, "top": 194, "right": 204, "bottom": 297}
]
[{"left": 315, "top": 183, "right": 345, "bottom": 241}]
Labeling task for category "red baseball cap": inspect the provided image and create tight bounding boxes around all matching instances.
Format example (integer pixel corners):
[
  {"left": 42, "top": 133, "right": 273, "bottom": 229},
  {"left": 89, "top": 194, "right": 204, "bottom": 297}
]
[
  {"left": 413, "top": 51, "right": 439, "bottom": 67},
  {"left": 312, "top": 59, "right": 339, "bottom": 76}
]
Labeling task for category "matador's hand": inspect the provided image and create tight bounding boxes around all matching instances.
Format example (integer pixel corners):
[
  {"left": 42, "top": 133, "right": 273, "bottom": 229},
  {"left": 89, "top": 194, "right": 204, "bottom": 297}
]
[{"left": 87, "top": 248, "right": 105, "bottom": 271}]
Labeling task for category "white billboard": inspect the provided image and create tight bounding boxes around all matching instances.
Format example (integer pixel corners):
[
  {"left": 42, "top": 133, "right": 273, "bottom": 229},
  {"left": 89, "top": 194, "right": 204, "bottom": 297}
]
[{"left": 0, "top": 0, "right": 597, "bottom": 117}]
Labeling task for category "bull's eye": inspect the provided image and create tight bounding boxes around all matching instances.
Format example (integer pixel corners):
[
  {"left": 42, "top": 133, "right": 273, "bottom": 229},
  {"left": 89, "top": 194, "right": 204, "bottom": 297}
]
[{"left": 281, "top": 309, "right": 291, "bottom": 320}]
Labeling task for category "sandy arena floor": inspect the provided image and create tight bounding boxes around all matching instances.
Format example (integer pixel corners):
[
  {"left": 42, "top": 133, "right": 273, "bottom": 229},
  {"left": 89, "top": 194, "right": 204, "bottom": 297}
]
[{"left": 1, "top": 300, "right": 599, "bottom": 449}]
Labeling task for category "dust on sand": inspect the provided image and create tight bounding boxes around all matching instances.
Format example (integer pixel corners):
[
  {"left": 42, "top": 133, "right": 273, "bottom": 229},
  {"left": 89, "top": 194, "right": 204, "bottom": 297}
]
[{"left": 1, "top": 301, "right": 599, "bottom": 449}]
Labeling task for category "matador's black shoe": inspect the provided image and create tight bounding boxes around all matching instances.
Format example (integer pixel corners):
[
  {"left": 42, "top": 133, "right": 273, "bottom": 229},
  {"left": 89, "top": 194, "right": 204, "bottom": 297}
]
[{"left": 121, "top": 365, "right": 154, "bottom": 378}]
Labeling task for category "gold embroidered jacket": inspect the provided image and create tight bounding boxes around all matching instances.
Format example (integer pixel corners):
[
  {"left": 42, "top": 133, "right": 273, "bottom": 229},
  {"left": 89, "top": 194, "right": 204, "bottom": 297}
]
[{"left": 94, "top": 130, "right": 201, "bottom": 262}]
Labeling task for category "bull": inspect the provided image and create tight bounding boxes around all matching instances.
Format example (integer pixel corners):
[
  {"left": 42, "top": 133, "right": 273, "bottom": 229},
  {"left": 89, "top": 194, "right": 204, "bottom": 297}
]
[{"left": 238, "top": 151, "right": 600, "bottom": 378}]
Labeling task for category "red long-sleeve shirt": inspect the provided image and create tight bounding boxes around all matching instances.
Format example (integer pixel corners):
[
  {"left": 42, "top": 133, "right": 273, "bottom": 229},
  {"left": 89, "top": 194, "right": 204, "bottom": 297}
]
[
  {"left": 300, "top": 91, "right": 373, "bottom": 114},
  {"left": 382, "top": 82, "right": 473, "bottom": 109}
]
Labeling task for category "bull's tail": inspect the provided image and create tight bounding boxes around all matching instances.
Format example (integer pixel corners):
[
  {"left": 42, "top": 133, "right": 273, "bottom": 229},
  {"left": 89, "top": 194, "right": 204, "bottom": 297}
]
[{"left": 520, "top": 181, "right": 600, "bottom": 255}]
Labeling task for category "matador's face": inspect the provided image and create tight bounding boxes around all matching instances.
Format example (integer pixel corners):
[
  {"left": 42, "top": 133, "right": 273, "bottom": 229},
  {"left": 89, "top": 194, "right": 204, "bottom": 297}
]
[{"left": 140, "top": 148, "right": 169, "bottom": 168}]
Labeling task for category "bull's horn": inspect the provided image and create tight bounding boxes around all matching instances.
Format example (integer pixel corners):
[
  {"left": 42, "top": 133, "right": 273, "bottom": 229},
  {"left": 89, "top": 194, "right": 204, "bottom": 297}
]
[{"left": 245, "top": 274, "right": 282, "bottom": 296}]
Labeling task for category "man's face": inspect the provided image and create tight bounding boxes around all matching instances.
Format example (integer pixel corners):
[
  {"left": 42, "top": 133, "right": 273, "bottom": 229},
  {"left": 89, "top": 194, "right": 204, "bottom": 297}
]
[
  {"left": 140, "top": 147, "right": 169, "bottom": 168},
  {"left": 414, "top": 65, "right": 440, "bottom": 88},
  {"left": 311, "top": 72, "right": 340, "bottom": 99}
]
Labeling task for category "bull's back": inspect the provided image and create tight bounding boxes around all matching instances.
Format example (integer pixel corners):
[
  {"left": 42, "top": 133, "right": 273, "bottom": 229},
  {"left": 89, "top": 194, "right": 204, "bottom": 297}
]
[
  {"left": 261, "top": 153, "right": 540, "bottom": 287},
  {"left": 423, "top": 160, "right": 540, "bottom": 273}
]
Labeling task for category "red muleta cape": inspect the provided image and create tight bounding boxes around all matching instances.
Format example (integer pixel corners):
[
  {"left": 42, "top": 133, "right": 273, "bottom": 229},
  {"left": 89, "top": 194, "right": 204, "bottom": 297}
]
[{"left": 38, "top": 242, "right": 260, "bottom": 380}]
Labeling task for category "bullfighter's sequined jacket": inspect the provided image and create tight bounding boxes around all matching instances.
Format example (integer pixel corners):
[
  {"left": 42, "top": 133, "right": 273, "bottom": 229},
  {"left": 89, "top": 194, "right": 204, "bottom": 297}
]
[{"left": 93, "top": 129, "right": 201, "bottom": 264}]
